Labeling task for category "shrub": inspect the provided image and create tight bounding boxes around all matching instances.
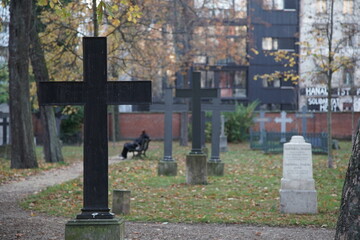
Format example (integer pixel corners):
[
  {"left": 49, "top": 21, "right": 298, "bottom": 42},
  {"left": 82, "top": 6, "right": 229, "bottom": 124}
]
[
  {"left": 223, "top": 101, "right": 259, "bottom": 143},
  {"left": 60, "top": 107, "right": 84, "bottom": 145}
]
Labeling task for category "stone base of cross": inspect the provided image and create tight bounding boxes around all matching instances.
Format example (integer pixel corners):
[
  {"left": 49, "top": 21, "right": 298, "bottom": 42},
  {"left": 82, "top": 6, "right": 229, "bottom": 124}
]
[
  {"left": 186, "top": 154, "right": 208, "bottom": 184},
  {"left": 65, "top": 219, "right": 125, "bottom": 240},
  {"left": 158, "top": 160, "right": 178, "bottom": 177}
]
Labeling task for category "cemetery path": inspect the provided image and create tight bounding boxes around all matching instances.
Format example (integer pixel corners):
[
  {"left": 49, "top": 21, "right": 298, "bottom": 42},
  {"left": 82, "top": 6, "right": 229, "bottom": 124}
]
[{"left": 0, "top": 157, "right": 335, "bottom": 240}]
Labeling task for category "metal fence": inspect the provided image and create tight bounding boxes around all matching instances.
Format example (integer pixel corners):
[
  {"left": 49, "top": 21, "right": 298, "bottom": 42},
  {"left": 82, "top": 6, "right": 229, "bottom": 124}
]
[{"left": 249, "top": 130, "right": 328, "bottom": 154}]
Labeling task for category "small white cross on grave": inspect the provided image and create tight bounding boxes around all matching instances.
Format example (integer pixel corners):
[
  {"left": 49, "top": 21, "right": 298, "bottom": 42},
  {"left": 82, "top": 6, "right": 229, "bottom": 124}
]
[{"left": 275, "top": 111, "right": 293, "bottom": 143}]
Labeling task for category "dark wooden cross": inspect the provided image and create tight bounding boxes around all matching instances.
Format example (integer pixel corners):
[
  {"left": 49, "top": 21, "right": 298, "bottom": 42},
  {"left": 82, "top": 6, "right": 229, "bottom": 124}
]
[
  {"left": 0, "top": 112, "right": 9, "bottom": 145},
  {"left": 38, "top": 37, "right": 151, "bottom": 219},
  {"left": 295, "top": 105, "right": 314, "bottom": 136},
  {"left": 150, "top": 88, "right": 188, "bottom": 161},
  {"left": 176, "top": 72, "right": 218, "bottom": 154},
  {"left": 202, "top": 91, "right": 234, "bottom": 162}
]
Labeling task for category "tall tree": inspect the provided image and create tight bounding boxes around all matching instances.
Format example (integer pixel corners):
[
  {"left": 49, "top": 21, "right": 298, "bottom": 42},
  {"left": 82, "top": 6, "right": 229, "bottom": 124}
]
[
  {"left": 335, "top": 129, "right": 360, "bottom": 239},
  {"left": 29, "top": 0, "right": 63, "bottom": 163},
  {"left": 9, "top": 0, "right": 38, "bottom": 168},
  {"left": 299, "top": 0, "right": 360, "bottom": 168}
]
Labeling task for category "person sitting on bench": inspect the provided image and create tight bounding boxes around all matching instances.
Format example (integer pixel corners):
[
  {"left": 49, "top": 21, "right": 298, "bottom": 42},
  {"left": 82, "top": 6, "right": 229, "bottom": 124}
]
[{"left": 119, "top": 130, "right": 150, "bottom": 160}]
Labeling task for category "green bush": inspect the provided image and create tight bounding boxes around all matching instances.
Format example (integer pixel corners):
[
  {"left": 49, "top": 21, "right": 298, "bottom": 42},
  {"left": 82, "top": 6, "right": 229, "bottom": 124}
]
[
  {"left": 60, "top": 107, "right": 84, "bottom": 145},
  {"left": 223, "top": 101, "right": 259, "bottom": 142}
]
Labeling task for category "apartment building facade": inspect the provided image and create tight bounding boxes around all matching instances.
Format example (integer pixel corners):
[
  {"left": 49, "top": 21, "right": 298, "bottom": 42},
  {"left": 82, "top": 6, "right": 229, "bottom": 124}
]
[{"left": 299, "top": 0, "right": 360, "bottom": 112}]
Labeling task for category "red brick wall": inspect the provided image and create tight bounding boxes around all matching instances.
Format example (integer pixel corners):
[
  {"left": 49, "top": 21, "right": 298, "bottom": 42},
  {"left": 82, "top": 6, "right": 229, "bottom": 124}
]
[
  {"left": 33, "top": 112, "right": 359, "bottom": 141},
  {"left": 252, "top": 112, "right": 359, "bottom": 140},
  {"left": 108, "top": 112, "right": 182, "bottom": 140}
]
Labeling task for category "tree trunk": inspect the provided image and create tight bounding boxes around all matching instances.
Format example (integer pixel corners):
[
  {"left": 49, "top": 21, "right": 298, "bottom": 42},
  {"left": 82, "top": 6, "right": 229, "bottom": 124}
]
[
  {"left": 9, "top": 0, "right": 38, "bottom": 168},
  {"left": 39, "top": 107, "right": 63, "bottom": 162},
  {"left": 29, "top": 0, "right": 63, "bottom": 163},
  {"left": 326, "top": 0, "right": 335, "bottom": 169},
  {"left": 335, "top": 129, "right": 360, "bottom": 239},
  {"left": 172, "top": 0, "right": 194, "bottom": 146},
  {"left": 327, "top": 82, "right": 333, "bottom": 168}
]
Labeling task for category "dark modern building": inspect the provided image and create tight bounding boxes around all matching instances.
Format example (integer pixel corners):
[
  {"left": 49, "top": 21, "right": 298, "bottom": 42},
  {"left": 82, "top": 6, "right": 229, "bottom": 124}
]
[
  {"left": 175, "top": 0, "right": 300, "bottom": 111},
  {"left": 247, "top": 0, "right": 299, "bottom": 110}
]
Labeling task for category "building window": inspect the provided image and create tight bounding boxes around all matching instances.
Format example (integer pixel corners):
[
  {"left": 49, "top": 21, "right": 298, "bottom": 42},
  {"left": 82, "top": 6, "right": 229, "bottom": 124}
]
[
  {"left": 262, "top": 76, "right": 281, "bottom": 88},
  {"left": 262, "top": 37, "right": 295, "bottom": 51},
  {"left": 343, "top": 0, "right": 354, "bottom": 14},
  {"left": 313, "top": 24, "right": 327, "bottom": 43},
  {"left": 343, "top": 24, "right": 355, "bottom": 47},
  {"left": 200, "top": 70, "right": 215, "bottom": 88},
  {"left": 195, "top": 0, "right": 247, "bottom": 18},
  {"left": 263, "top": 0, "right": 284, "bottom": 10},
  {"left": 262, "top": 37, "right": 278, "bottom": 50},
  {"left": 316, "top": 0, "right": 327, "bottom": 14},
  {"left": 343, "top": 67, "right": 354, "bottom": 86},
  {"left": 316, "top": 72, "right": 328, "bottom": 84},
  {"left": 284, "top": 0, "right": 296, "bottom": 10},
  {"left": 219, "top": 70, "right": 247, "bottom": 98}
]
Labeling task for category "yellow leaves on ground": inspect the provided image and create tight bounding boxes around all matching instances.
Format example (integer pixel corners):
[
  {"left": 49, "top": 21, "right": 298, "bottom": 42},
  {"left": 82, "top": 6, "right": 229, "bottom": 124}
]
[{"left": 16, "top": 141, "right": 352, "bottom": 227}]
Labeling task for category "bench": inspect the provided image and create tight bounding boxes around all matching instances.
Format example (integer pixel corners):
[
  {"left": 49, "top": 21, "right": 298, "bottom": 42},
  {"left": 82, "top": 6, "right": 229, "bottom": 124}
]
[{"left": 129, "top": 139, "right": 151, "bottom": 158}]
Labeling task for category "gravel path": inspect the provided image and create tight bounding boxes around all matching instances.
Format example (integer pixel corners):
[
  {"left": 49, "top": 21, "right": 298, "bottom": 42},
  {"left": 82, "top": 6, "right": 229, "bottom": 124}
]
[{"left": 0, "top": 157, "right": 335, "bottom": 240}]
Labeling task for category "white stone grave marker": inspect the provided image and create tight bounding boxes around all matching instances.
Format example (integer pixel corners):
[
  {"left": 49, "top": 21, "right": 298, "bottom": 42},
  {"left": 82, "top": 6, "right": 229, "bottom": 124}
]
[{"left": 280, "top": 135, "right": 317, "bottom": 214}]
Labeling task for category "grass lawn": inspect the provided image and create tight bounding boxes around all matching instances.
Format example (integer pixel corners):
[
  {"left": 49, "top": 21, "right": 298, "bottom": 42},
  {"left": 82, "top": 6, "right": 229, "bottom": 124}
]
[{"left": 13, "top": 140, "right": 352, "bottom": 228}]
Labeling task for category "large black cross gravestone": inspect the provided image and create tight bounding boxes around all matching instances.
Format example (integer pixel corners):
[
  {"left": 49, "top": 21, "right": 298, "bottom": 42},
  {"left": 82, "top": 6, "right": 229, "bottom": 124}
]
[
  {"left": 176, "top": 72, "right": 218, "bottom": 154},
  {"left": 39, "top": 37, "right": 151, "bottom": 219}
]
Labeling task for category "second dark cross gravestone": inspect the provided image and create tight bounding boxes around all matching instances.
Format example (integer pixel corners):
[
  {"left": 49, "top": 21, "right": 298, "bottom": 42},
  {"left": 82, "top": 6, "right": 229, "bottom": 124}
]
[
  {"left": 295, "top": 105, "right": 314, "bottom": 137},
  {"left": 176, "top": 72, "right": 218, "bottom": 154},
  {"left": 202, "top": 92, "right": 235, "bottom": 176},
  {"left": 176, "top": 72, "right": 217, "bottom": 184},
  {"left": 0, "top": 112, "right": 9, "bottom": 145},
  {"left": 275, "top": 111, "right": 293, "bottom": 143},
  {"left": 39, "top": 37, "right": 151, "bottom": 239},
  {"left": 150, "top": 88, "right": 188, "bottom": 176}
]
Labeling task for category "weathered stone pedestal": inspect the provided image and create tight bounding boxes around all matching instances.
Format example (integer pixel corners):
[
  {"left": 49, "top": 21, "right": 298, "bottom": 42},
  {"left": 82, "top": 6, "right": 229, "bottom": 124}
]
[
  {"left": 186, "top": 154, "right": 207, "bottom": 184},
  {"left": 207, "top": 161, "right": 224, "bottom": 176},
  {"left": 112, "top": 190, "right": 131, "bottom": 215},
  {"left": 280, "top": 136, "right": 317, "bottom": 214},
  {"left": 158, "top": 160, "right": 177, "bottom": 176},
  {"left": 65, "top": 218, "right": 125, "bottom": 240}
]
